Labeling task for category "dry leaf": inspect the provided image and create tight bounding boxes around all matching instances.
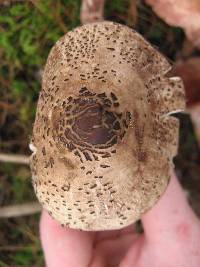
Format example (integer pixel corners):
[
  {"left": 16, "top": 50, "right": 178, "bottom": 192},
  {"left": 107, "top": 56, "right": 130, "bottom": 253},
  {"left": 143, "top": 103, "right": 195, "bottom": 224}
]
[
  {"left": 172, "top": 57, "right": 200, "bottom": 144},
  {"left": 145, "top": 0, "right": 200, "bottom": 48}
]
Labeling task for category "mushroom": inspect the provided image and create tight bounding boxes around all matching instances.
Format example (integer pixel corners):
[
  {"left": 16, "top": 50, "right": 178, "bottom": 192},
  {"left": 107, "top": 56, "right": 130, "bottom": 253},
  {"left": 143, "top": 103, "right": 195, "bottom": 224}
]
[{"left": 30, "top": 21, "right": 185, "bottom": 230}]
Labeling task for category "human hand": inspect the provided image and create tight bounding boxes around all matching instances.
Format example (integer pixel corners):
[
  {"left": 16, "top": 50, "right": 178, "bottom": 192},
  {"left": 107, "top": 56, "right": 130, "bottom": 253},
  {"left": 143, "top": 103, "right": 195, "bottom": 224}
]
[{"left": 40, "top": 174, "right": 200, "bottom": 267}]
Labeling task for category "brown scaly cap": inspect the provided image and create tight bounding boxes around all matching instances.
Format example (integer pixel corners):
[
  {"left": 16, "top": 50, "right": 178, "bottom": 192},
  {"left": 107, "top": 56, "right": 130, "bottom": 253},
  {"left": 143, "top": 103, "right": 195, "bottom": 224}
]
[{"left": 30, "top": 21, "right": 185, "bottom": 230}]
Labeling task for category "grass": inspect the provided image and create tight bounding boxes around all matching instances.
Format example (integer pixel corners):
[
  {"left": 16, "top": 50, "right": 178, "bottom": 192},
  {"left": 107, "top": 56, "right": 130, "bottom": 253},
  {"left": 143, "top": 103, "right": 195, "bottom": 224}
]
[{"left": 0, "top": 0, "right": 198, "bottom": 266}]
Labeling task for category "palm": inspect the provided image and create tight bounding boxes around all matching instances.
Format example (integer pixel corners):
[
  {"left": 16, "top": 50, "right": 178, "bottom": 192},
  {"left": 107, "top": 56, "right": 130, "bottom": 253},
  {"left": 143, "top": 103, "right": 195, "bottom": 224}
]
[{"left": 40, "top": 175, "right": 200, "bottom": 267}]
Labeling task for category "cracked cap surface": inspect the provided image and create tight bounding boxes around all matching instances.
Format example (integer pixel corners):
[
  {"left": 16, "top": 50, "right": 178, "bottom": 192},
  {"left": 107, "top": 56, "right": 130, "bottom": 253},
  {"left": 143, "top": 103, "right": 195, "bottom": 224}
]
[{"left": 30, "top": 21, "right": 185, "bottom": 230}]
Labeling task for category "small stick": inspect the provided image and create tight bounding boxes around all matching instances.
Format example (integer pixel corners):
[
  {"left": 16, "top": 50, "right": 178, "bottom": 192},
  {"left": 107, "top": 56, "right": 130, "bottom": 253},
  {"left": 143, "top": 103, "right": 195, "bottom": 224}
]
[
  {"left": 80, "top": 0, "right": 105, "bottom": 25},
  {"left": 0, "top": 245, "right": 33, "bottom": 251},
  {"left": 0, "top": 202, "right": 42, "bottom": 218},
  {"left": 0, "top": 153, "right": 29, "bottom": 165}
]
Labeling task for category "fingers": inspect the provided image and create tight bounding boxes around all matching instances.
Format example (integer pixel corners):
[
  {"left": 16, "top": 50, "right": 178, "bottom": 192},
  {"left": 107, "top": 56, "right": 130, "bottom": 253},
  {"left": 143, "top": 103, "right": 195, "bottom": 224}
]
[
  {"left": 93, "top": 223, "right": 136, "bottom": 266},
  {"left": 90, "top": 251, "right": 106, "bottom": 267},
  {"left": 120, "top": 173, "right": 200, "bottom": 267},
  {"left": 95, "top": 233, "right": 138, "bottom": 267},
  {"left": 141, "top": 173, "right": 200, "bottom": 242},
  {"left": 40, "top": 211, "right": 137, "bottom": 267},
  {"left": 40, "top": 210, "right": 95, "bottom": 267}
]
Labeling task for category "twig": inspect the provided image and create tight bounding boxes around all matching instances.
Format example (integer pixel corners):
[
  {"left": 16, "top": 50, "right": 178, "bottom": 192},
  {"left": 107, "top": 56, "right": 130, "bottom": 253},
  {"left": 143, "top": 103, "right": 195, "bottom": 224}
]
[
  {"left": 128, "top": 0, "right": 138, "bottom": 26},
  {"left": 0, "top": 245, "right": 34, "bottom": 251},
  {"left": 80, "top": 0, "right": 105, "bottom": 24},
  {"left": 0, "top": 153, "right": 29, "bottom": 165},
  {"left": 54, "top": 1, "right": 68, "bottom": 33},
  {"left": 0, "top": 202, "right": 42, "bottom": 218},
  {"left": 0, "top": 101, "right": 16, "bottom": 110},
  {"left": 0, "top": 260, "right": 10, "bottom": 267}
]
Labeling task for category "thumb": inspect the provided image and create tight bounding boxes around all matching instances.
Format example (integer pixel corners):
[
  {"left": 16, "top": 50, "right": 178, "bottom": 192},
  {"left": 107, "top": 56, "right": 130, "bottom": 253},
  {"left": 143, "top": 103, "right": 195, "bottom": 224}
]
[{"left": 40, "top": 210, "right": 94, "bottom": 267}]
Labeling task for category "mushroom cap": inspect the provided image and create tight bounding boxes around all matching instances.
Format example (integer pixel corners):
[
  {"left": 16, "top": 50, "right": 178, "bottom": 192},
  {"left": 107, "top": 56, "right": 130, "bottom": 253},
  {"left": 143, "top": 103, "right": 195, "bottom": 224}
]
[{"left": 30, "top": 21, "right": 185, "bottom": 230}]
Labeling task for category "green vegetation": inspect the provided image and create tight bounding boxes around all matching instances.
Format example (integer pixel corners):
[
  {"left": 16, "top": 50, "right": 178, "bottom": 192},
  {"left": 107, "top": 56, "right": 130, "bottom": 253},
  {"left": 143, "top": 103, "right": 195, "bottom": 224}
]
[
  {"left": 0, "top": 1, "right": 81, "bottom": 265},
  {"left": 0, "top": 0, "right": 81, "bottom": 137}
]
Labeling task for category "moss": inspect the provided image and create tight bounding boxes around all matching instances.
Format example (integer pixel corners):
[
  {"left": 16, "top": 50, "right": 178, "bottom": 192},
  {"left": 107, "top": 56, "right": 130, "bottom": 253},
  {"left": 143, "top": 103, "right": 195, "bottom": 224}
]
[{"left": 0, "top": 0, "right": 81, "bottom": 128}]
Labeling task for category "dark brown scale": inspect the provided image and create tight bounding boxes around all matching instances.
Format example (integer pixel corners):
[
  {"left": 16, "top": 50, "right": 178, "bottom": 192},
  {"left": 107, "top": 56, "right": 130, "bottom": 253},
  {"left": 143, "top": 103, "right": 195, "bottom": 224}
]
[
  {"left": 51, "top": 89, "right": 130, "bottom": 162},
  {"left": 97, "top": 93, "right": 106, "bottom": 98},
  {"left": 110, "top": 92, "right": 118, "bottom": 101},
  {"left": 83, "top": 151, "right": 92, "bottom": 161},
  {"left": 67, "top": 142, "right": 76, "bottom": 151}
]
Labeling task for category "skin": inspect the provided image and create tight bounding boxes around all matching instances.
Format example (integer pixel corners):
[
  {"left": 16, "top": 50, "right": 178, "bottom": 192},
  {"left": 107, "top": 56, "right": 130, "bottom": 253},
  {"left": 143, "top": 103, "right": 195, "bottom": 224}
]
[{"left": 40, "top": 173, "right": 200, "bottom": 267}]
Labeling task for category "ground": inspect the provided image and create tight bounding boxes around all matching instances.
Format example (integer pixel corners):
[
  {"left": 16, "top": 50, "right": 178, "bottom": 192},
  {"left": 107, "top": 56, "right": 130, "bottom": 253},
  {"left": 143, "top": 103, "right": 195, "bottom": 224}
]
[{"left": 0, "top": 1, "right": 199, "bottom": 266}]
